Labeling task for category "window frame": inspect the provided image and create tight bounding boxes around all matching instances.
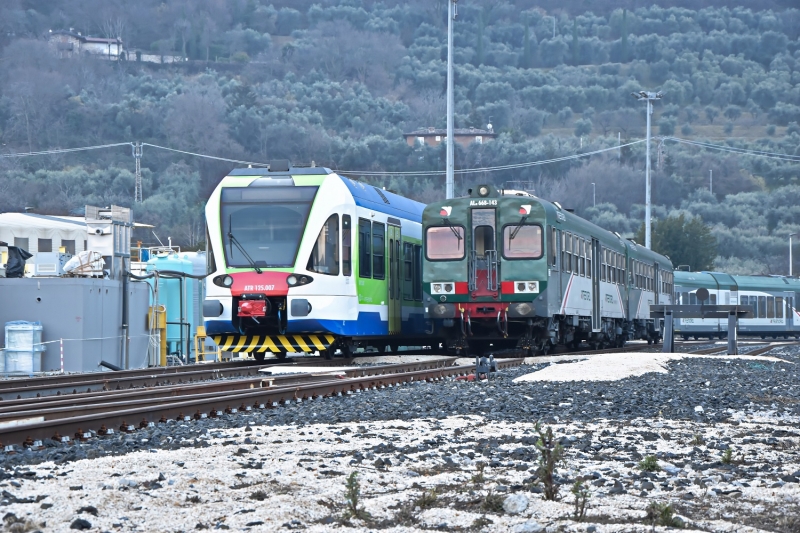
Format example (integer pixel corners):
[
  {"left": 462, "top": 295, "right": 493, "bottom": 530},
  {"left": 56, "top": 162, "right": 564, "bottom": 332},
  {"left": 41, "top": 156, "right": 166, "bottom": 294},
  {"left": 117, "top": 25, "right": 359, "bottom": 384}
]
[
  {"left": 425, "top": 225, "right": 466, "bottom": 261},
  {"left": 342, "top": 215, "right": 352, "bottom": 277},
  {"left": 372, "top": 222, "right": 385, "bottom": 280},
  {"left": 358, "top": 218, "right": 371, "bottom": 278},
  {"left": 500, "top": 223, "right": 544, "bottom": 260}
]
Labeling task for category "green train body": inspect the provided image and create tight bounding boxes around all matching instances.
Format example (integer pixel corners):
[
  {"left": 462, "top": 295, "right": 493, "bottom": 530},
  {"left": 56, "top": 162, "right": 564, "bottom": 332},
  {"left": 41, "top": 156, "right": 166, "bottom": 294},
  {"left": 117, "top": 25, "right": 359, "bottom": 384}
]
[{"left": 422, "top": 185, "right": 674, "bottom": 355}]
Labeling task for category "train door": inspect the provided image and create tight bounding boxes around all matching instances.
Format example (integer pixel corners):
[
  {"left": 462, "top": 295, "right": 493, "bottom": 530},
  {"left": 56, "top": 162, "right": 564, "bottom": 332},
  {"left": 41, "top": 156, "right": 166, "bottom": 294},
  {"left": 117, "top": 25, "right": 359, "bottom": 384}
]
[
  {"left": 591, "top": 238, "right": 601, "bottom": 331},
  {"left": 469, "top": 209, "right": 498, "bottom": 295},
  {"left": 550, "top": 227, "right": 562, "bottom": 313},
  {"left": 387, "top": 222, "right": 402, "bottom": 334}
]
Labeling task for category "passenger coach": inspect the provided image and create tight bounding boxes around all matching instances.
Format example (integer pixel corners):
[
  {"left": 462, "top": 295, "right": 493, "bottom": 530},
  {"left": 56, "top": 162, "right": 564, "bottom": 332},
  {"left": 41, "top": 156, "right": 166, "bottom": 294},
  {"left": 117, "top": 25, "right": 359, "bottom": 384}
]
[
  {"left": 673, "top": 271, "right": 800, "bottom": 339},
  {"left": 203, "top": 162, "right": 428, "bottom": 360},
  {"left": 422, "top": 185, "right": 674, "bottom": 355}
]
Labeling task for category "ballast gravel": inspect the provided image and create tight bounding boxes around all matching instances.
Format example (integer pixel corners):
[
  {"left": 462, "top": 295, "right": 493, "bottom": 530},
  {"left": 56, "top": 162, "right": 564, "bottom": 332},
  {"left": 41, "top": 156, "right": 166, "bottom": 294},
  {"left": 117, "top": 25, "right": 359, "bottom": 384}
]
[{"left": 1, "top": 344, "right": 800, "bottom": 532}]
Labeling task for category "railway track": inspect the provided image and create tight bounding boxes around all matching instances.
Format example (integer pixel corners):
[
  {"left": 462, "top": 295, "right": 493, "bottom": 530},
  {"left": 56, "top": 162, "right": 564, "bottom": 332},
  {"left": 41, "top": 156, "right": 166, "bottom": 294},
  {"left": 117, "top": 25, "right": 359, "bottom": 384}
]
[{"left": 0, "top": 357, "right": 523, "bottom": 449}]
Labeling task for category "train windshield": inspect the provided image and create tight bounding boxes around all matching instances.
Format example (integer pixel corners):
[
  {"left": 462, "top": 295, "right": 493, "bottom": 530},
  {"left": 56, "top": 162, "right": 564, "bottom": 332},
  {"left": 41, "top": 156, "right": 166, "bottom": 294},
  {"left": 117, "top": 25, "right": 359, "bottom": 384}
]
[{"left": 220, "top": 186, "right": 318, "bottom": 268}]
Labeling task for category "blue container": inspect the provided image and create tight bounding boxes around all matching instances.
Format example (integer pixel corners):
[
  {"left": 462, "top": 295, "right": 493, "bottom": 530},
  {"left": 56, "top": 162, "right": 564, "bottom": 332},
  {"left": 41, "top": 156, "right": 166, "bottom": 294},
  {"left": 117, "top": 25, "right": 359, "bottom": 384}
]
[
  {"left": 140, "top": 249, "right": 150, "bottom": 262},
  {"left": 146, "top": 254, "right": 193, "bottom": 358}
]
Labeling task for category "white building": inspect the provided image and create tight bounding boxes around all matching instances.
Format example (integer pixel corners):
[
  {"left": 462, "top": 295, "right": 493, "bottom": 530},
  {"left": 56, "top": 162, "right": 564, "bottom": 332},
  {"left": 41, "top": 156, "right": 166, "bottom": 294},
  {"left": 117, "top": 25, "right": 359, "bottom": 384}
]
[{"left": 49, "top": 29, "right": 124, "bottom": 60}]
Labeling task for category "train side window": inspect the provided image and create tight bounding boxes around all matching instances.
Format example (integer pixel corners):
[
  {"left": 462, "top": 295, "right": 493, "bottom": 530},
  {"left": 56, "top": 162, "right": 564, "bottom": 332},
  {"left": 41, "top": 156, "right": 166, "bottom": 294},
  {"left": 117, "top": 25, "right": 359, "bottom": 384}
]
[
  {"left": 413, "top": 245, "right": 423, "bottom": 301},
  {"left": 342, "top": 215, "right": 352, "bottom": 276},
  {"left": 372, "top": 223, "right": 385, "bottom": 280},
  {"left": 756, "top": 296, "right": 765, "bottom": 318},
  {"left": 710, "top": 294, "right": 717, "bottom": 304},
  {"left": 307, "top": 214, "right": 339, "bottom": 275},
  {"left": 425, "top": 226, "right": 465, "bottom": 260},
  {"left": 403, "top": 242, "right": 413, "bottom": 300},
  {"left": 565, "top": 233, "right": 572, "bottom": 272},
  {"left": 579, "top": 239, "right": 586, "bottom": 277},
  {"left": 358, "top": 218, "right": 371, "bottom": 278},
  {"left": 550, "top": 227, "right": 557, "bottom": 267},
  {"left": 586, "top": 242, "right": 592, "bottom": 279},
  {"left": 777, "top": 297, "right": 784, "bottom": 318},
  {"left": 767, "top": 296, "right": 775, "bottom": 318}
]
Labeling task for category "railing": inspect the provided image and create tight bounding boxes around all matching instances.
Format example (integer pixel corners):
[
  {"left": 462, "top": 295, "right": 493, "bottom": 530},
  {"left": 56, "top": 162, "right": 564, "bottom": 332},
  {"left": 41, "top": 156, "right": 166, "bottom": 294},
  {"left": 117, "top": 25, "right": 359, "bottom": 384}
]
[
  {"left": 486, "top": 249, "right": 498, "bottom": 291},
  {"left": 468, "top": 249, "right": 499, "bottom": 292}
]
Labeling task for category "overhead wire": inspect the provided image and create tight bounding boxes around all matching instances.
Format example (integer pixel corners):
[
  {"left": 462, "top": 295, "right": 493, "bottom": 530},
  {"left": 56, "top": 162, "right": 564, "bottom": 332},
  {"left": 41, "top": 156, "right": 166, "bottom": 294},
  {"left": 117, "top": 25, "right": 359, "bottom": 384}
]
[
  {"left": 338, "top": 140, "right": 648, "bottom": 177},
  {"left": 662, "top": 136, "right": 800, "bottom": 162},
  {"left": 0, "top": 142, "right": 132, "bottom": 158},
  {"left": 141, "top": 143, "right": 270, "bottom": 166}
]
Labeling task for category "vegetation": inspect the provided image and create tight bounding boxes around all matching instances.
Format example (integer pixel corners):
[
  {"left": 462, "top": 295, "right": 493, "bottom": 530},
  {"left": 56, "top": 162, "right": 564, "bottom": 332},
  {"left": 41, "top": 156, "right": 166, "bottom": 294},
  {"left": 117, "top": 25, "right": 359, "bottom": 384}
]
[
  {"left": 0, "top": 1, "right": 798, "bottom": 271},
  {"left": 635, "top": 213, "right": 718, "bottom": 271},
  {"left": 645, "top": 501, "right": 684, "bottom": 528},
  {"left": 722, "top": 447, "right": 733, "bottom": 464},
  {"left": 343, "top": 471, "right": 370, "bottom": 521},
  {"left": 638, "top": 455, "right": 662, "bottom": 472},
  {"left": 571, "top": 480, "right": 591, "bottom": 521},
  {"left": 535, "top": 422, "right": 564, "bottom": 501}
]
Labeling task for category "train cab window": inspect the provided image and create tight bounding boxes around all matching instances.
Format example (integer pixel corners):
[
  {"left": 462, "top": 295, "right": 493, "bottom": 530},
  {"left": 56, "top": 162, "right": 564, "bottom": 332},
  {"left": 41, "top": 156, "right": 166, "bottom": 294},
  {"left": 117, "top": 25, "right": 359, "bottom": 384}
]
[
  {"left": 373, "top": 223, "right": 385, "bottom": 279},
  {"left": 777, "top": 297, "right": 784, "bottom": 318},
  {"left": 403, "top": 242, "right": 413, "bottom": 300},
  {"left": 413, "top": 245, "right": 423, "bottom": 301},
  {"left": 342, "top": 215, "right": 352, "bottom": 276},
  {"left": 426, "top": 226, "right": 465, "bottom": 260},
  {"left": 205, "top": 225, "right": 216, "bottom": 274},
  {"left": 550, "top": 228, "right": 558, "bottom": 268},
  {"left": 307, "top": 214, "right": 339, "bottom": 275},
  {"left": 767, "top": 296, "right": 775, "bottom": 318},
  {"left": 358, "top": 218, "right": 371, "bottom": 278},
  {"left": 503, "top": 225, "right": 543, "bottom": 259}
]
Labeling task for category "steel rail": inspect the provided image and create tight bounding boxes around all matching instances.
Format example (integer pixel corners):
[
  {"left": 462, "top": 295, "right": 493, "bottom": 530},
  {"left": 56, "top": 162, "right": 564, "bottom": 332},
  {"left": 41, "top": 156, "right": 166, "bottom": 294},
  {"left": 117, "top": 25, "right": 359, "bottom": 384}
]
[
  {"left": 0, "top": 358, "right": 522, "bottom": 448},
  {"left": 0, "top": 358, "right": 459, "bottom": 414}
]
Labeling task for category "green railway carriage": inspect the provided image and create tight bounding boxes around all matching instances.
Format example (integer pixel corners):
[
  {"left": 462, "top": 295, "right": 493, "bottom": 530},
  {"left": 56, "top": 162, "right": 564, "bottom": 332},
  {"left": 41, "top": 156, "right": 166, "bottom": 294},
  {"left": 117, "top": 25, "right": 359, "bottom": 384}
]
[
  {"left": 422, "top": 185, "right": 674, "bottom": 355},
  {"left": 674, "top": 271, "right": 800, "bottom": 339}
]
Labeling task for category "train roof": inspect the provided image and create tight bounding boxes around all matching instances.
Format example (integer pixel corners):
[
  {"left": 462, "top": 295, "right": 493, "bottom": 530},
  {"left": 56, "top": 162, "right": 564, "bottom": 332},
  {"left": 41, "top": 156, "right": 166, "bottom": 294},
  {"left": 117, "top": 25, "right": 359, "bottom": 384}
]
[{"left": 675, "top": 270, "right": 800, "bottom": 291}]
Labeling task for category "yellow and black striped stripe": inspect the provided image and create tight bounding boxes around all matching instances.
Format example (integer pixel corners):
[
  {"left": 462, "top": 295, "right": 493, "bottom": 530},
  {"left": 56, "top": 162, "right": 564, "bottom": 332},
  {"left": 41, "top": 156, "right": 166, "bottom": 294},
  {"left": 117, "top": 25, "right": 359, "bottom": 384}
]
[{"left": 211, "top": 334, "right": 336, "bottom": 353}]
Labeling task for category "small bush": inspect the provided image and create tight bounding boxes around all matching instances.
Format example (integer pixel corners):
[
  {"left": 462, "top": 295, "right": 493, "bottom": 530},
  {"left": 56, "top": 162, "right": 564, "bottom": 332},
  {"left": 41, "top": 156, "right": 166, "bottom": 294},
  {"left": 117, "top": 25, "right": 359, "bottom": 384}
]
[
  {"left": 721, "top": 448, "right": 733, "bottom": 464},
  {"left": 766, "top": 124, "right": 776, "bottom": 136},
  {"left": 249, "top": 490, "right": 267, "bottom": 501},
  {"left": 638, "top": 455, "right": 661, "bottom": 472},
  {"left": 690, "top": 434, "right": 705, "bottom": 445},
  {"left": 481, "top": 490, "right": 505, "bottom": 513},
  {"left": 185, "top": 495, "right": 202, "bottom": 504},
  {"left": 414, "top": 488, "right": 438, "bottom": 509},
  {"left": 571, "top": 480, "right": 590, "bottom": 521},
  {"left": 535, "top": 422, "right": 564, "bottom": 501},
  {"left": 471, "top": 462, "right": 486, "bottom": 484},
  {"left": 344, "top": 472, "right": 370, "bottom": 520},
  {"left": 645, "top": 501, "right": 683, "bottom": 527}
]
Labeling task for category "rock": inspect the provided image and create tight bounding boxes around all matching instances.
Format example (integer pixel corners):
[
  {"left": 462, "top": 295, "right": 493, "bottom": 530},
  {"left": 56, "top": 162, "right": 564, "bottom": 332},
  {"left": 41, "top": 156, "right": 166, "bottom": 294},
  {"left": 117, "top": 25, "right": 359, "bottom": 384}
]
[
  {"left": 641, "top": 481, "right": 655, "bottom": 491},
  {"left": 514, "top": 520, "right": 544, "bottom": 533},
  {"left": 502, "top": 494, "right": 528, "bottom": 514},
  {"left": 694, "top": 406, "right": 704, "bottom": 414},
  {"left": 608, "top": 480, "right": 626, "bottom": 495},
  {"left": 70, "top": 518, "right": 92, "bottom": 530},
  {"left": 77, "top": 506, "right": 98, "bottom": 516}
]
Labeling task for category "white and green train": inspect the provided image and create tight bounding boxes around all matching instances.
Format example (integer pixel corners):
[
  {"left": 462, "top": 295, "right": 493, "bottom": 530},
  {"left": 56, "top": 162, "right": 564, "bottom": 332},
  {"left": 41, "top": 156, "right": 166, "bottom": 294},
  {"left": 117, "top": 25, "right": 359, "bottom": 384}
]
[
  {"left": 202, "top": 162, "right": 429, "bottom": 360},
  {"left": 673, "top": 271, "right": 800, "bottom": 339}
]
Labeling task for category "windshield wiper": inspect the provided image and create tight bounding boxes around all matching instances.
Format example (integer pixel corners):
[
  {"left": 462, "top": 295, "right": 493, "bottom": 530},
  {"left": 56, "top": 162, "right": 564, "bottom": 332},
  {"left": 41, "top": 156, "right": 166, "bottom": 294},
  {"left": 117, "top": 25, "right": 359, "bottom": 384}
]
[
  {"left": 443, "top": 218, "right": 463, "bottom": 249},
  {"left": 509, "top": 216, "right": 528, "bottom": 241},
  {"left": 228, "top": 230, "right": 263, "bottom": 274}
]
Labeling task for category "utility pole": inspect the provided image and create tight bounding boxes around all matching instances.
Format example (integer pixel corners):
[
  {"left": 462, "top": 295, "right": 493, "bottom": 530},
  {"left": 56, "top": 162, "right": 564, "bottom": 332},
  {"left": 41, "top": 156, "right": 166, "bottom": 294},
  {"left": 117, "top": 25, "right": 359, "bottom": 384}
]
[
  {"left": 790, "top": 233, "right": 796, "bottom": 277},
  {"left": 631, "top": 90, "right": 663, "bottom": 249},
  {"left": 445, "top": 0, "right": 457, "bottom": 199},
  {"left": 709, "top": 169, "right": 713, "bottom": 195},
  {"left": 133, "top": 142, "right": 143, "bottom": 203},
  {"left": 592, "top": 182, "right": 595, "bottom": 207}
]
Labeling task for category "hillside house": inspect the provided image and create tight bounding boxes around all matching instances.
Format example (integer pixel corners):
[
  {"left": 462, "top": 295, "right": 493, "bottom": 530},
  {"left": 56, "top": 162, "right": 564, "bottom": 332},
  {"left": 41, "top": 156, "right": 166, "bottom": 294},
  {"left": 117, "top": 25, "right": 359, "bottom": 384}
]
[
  {"left": 404, "top": 127, "right": 496, "bottom": 149},
  {"left": 49, "top": 29, "right": 124, "bottom": 59}
]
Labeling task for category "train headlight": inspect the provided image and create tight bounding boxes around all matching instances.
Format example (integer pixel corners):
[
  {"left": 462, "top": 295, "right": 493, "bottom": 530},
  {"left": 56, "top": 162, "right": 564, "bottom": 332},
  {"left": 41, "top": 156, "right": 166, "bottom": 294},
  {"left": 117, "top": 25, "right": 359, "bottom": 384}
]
[
  {"left": 286, "top": 274, "right": 313, "bottom": 287},
  {"left": 435, "top": 304, "right": 447, "bottom": 315},
  {"left": 444, "top": 283, "right": 453, "bottom": 292},
  {"left": 479, "top": 186, "right": 489, "bottom": 197},
  {"left": 514, "top": 303, "right": 532, "bottom": 315},
  {"left": 213, "top": 275, "right": 234, "bottom": 288},
  {"left": 433, "top": 283, "right": 442, "bottom": 293},
  {"left": 517, "top": 282, "right": 526, "bottom": 292},
  {"left": 528, "top": 282, "right": 537, "bottom": 292},
  {"left": 286, "top": 275, "right": 298, "bottom": 286}
]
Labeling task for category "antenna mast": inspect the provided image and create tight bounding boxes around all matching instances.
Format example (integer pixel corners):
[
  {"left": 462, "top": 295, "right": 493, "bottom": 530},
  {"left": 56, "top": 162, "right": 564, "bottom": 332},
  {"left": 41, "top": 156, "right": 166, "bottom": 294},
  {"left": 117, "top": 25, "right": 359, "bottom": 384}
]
[{"left": 133, "top": 141, "right": 143, "bottom": 203}]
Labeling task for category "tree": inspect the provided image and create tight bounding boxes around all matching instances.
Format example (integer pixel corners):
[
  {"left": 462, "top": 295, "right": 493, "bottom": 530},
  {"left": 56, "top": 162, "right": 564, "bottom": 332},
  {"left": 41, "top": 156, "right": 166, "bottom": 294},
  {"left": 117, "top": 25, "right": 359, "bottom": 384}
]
[
  {"left": 574, "top": 118, "right": 592, "bottom": 137},
  {"left": 635, "top": 214, "right": 717, "bottom": 271},
  {"left": 704, "top": 106, "right": 719, "bottom": 124},
  {"left": 557, "top": 107, "right": 573, "bottom": 126}
]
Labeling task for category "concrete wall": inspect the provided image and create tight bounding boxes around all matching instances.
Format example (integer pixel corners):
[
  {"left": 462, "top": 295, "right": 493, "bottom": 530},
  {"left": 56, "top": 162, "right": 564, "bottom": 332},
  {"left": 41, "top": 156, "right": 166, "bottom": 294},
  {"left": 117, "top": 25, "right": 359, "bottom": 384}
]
[{"left": 0, "top": 278, "right": 150, "bottom": 372}]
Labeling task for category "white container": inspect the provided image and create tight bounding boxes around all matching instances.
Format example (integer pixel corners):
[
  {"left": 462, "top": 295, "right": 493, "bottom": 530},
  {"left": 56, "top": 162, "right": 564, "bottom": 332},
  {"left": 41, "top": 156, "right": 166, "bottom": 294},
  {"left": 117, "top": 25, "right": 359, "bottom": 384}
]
[
  {"left": 5, "top": 321, "right": 44, "bottom": 351},
  {"left": 5, "top": 350, "right": 42, "bottom": 374},
  {"left": 0, "top": 349, "right": 4, "bottom": 373}
]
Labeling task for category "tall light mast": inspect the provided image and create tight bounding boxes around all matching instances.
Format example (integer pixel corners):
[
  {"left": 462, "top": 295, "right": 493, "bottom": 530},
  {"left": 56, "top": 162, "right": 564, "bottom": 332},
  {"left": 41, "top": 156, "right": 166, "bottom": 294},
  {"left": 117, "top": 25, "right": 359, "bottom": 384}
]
[
  {"left": 631, "top": 90, "right": 663, "bottom": 249},
  {"left": 446, "top": 0, "right": 457, "bottom": 199}
]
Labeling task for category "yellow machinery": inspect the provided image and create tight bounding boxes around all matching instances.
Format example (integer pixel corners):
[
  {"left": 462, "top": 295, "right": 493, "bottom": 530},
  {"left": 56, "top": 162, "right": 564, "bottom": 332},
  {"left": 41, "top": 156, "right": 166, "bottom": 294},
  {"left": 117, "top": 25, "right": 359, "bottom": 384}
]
[
  {"left": 194, "top": 325, "right": 221, "bottom": 362},
  {"left": 148, "top": 305, "right": 167, "bottom": 366}
]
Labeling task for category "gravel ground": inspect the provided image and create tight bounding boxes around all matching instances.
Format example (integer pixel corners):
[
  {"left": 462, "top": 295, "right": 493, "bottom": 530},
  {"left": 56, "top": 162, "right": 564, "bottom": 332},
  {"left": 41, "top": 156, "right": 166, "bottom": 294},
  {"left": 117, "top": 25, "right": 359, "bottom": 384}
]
[{"left": 1, "top": 346, "right": 799, "bottom": 532}]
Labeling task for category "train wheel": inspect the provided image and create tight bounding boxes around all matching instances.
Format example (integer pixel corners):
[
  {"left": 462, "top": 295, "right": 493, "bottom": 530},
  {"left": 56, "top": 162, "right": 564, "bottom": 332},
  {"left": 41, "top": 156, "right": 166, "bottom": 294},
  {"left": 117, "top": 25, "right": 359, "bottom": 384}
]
[
  {"left": 276, "top": 352, "right": 287, "bottom": 360},
  {"left": 253, "top": 352, "right": 266, "bottom": 363},
  {"left": 682, "top": 335, "right": 690, "bottom": 341},
  {"left": 321, "top": 349, "right": 333, "bottom": 360}
]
